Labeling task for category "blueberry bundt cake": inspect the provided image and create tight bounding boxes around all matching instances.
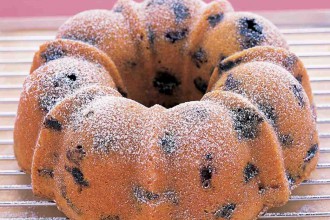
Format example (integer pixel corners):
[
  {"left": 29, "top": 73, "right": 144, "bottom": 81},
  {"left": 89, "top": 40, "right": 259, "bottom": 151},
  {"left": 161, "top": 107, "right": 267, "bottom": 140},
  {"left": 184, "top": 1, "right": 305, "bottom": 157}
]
[{"left": 13, "top": 0, "right": 319, "bottom": 219}]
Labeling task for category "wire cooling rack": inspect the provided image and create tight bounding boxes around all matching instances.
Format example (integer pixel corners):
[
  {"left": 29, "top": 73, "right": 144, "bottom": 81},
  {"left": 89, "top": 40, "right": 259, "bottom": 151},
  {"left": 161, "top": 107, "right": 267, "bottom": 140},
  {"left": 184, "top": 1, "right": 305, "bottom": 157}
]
[{"left": 1, "top": 12, "right": 330, "bottom": 219}]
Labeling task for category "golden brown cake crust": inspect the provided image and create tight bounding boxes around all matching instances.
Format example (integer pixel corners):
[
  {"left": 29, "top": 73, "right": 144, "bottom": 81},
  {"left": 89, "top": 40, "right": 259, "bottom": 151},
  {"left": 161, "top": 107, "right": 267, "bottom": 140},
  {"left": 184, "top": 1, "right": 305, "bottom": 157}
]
[
  {"left": 209, "top": 61, "right": 319, "bottom": 188},
  {"left": 33, "top": 88, "right": 290, "bottom": 220},
  {"left": 13, "top": 0, "right": 319, "bottom": 219},
  {"left": 14, "top": 40, "right": 121, "bottom": 173},
  {"left": 56, "top": 0, "right": 287, "bottom": 107}
]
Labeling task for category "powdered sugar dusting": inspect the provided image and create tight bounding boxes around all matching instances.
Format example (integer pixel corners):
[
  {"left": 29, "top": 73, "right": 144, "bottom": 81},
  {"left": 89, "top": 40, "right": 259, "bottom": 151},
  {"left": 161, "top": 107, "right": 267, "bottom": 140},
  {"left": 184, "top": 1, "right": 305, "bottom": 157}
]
[
  {"left": 26, "top": 57, "right": 115, "bottom": 112},
  {"left": 17, "top": 0, "right": 319, "bottom": 219},
  {"left": 211, "top": 61, "right": 318, "bottom": 187}
]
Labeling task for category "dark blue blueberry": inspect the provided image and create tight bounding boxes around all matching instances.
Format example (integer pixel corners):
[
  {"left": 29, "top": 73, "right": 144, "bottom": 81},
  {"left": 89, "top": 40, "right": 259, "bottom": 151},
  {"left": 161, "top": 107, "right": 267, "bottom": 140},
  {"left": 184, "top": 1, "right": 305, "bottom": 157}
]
[
  {"left": 200, "top": 165, "right": 213, "bottom": 188},
  {"left": 295, "top": 75, "right": 303, "bottom": 84},
  {"left": 44, "top": 117, "right": 62, "bottom": 131},
  {"left": 244, "top": 163, "right": 259, "bottom": 183},
  {"left": 147, "top": 25, "right": 156, "bottom": 45},
  {"left": 159, "top": 131, "right": 177, "bottom": 154},
  {"left": 65, "top": 166, "right": 89, "bottom": 187},
  {"left": 257, "top": 103, "right": 277, "bottom": 125},
  {"left": 37, "top": 169, "right": 54, "bottom": 178},
  {"left": 61, "top": 34, "right": 97, "bottom": 46},
  {"left": 66, "top": 145, "right": 86, "bottom": 166},
  {"left": 113, "top": 5, "right": 123, "bottom": 13},
  {"left": 172, "top": 1, "right": 190, "bottom": 23},
  {"left": 67, "top": 73, "right": 77, "bottom": 81},
  {"left": 214, "top": 203, "right": 236, "bottom": 219},
  {"left": 291, "top": 84, "right": 305, "bottom": 108},
  {"left": 205, "top": 153, "right": 213, "bottom": 161},
  {"left": 146, "top": 0, "right": 165, "bottom": 7},
  {"left": 163, "top": 191, "right": 179, "bottom": 205},
  {"left": 133, "top": 186, "right": 160, "bottom": 203},
  {"left": 165, "top": 29, "right": 188, "bottom": 43},
  {"left": 153, "top": 71, "right": 181, "bottom": 95},
  {"left": 191, "top": 48, "right": 208, "bottom": 68},
  {"left": 194, "top": 77, "right": 208, "bottom": 94},
  {"left": 101, "top": 216, "right": 120, "bottom": 220},
  {"left": 41, "top": 46, "right": 65, "bottom": 62},
  {"left": 286, "top": 173, "right": 296, "bottom": 188},
  {"left": 283, "top": 55, "right": 298, "bottom": 71},
  {"left": 230, "top": 108, "right": 264, "bottom": 140},
  {"left": 279, "top": 134, "right": 294, "bottom": 147},
  {"left": 239, "top": 17, "right": 265, "bottom": 49},
  {"left": 207, "top": 13, "right": 224, "bottom": 28},
  {"left": 218, "top": 59, "right": 242, "bottom": 73},
  {"left": 223, "top": 74, "right": 240, "bottom": 92},
  {"left": 304, "top": 144, "right": 318, "bottom": 163},
  {"left": 220, "top": 55, "right": 227, "bottom": 62}
]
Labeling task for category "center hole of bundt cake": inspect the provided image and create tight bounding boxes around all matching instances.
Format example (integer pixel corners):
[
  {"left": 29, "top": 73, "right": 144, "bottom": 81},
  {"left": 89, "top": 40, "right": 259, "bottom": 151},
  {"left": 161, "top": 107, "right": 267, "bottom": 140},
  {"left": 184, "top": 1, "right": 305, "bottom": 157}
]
[
  {"left": 152, "top": 71, "right": 181, "bottom": 97},
  {"left": 128, "top": 68, "right": 208, "bottom": 109}
]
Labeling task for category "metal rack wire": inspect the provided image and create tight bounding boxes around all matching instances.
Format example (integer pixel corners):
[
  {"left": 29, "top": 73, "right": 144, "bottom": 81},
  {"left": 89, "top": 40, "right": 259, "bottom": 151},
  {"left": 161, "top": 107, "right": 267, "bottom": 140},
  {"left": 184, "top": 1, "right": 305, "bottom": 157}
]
[{"left": 0, "top": 21, "right": 330, "bottom": 219}]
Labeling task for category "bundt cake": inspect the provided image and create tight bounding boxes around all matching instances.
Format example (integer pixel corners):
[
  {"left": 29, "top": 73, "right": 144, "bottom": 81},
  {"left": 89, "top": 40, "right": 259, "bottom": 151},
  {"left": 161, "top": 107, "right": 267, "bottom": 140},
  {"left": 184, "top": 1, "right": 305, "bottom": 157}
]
[{"left": 13, "top": 0, "right": 319, "bottom": 219}]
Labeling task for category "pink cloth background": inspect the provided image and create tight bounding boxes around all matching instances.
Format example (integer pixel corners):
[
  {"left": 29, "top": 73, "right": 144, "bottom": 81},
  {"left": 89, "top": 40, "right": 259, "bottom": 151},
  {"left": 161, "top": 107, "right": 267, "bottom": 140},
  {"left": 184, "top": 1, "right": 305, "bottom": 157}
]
[{"left": 1, "top": 0, "right": 330, "bottom": 17}]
